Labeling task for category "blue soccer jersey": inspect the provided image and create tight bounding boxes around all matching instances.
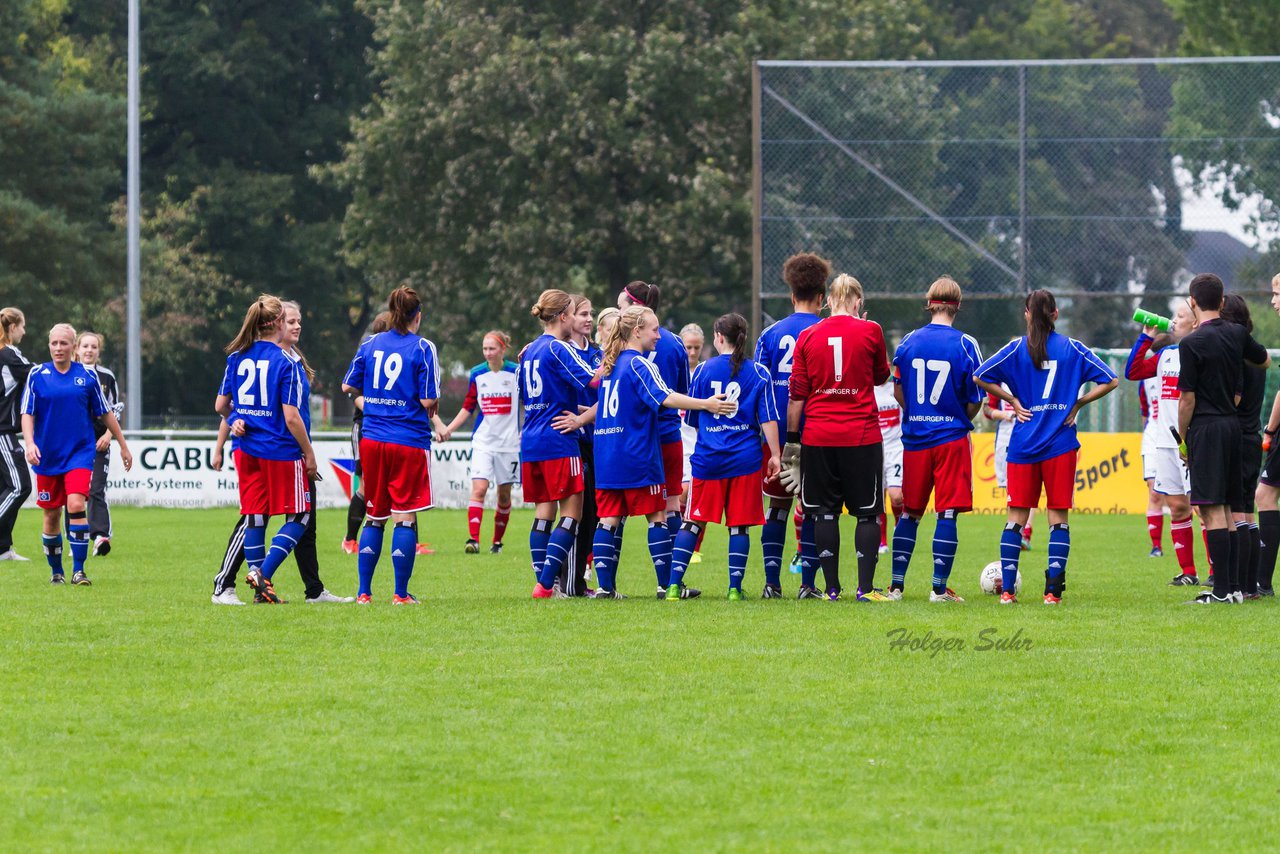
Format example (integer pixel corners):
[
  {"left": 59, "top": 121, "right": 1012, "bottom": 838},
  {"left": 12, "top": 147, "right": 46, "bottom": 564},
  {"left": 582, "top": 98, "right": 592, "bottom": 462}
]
[
  {"left": 343, "top": 330, "right": 441, "bottom": 450},
  {"left": 647, "top": 327, "right": 690, "bottom": 444},
  {"left": 219, "top": 341, "right": 303, "bottom": 461},
  {"left": 21, "top": 362, "right": 108, "bottom": 475},
  {"left": 975, "top": 332, "right": 1116, "bottom": 464},
  {"left": 594, "top": 350, "right": 674, "bottom": 489},
  {"left": 285, "top": 349, "right": 312, "bottom": 435},
  {"left": 754, "top": 311, "right": 821, "bottom": 422},
  {"left": 891, "top": 323, "right": 984, "bottom": 451},
  {"left": 687, "top": 355, "right": 779, "bottom": 480},
  {"left": 519, "top": 334, "right": 595, "bottom": 463},
  {"left": 573, "top": 341, "right": 603, "bottom": 440}
]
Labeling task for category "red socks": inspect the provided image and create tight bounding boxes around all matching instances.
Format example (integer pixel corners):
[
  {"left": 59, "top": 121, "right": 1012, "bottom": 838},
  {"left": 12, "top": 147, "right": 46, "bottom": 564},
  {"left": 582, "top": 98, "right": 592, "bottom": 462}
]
[
  {"left": 1147, "top": 513, "right": 1164, "bottom": 549},
  {"left": 493, "top": 504, "right": 511, "bottom": 545},
  {"left": 468, "top": 502, "right": 484, "bottom": 541},
  {"left": 1171, "top": 517, "right": 1197, "bottom": 574}
]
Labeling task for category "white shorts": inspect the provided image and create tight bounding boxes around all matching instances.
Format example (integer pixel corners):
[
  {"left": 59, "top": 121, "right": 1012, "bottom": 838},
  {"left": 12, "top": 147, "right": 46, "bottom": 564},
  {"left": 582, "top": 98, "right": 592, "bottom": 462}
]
[
  {"left": 883, "top": 437, "right": 903, "bottom": 489},
  {"left": 470, "top": 447, "right": 521, "bottom": 486},
  {"left": 1152, "top": 446, "right": 1190, "bottom": 496},
  {"left": 1141, "top": 452, "right": 1157, "bottom": 481},
  {"left": 681, "top": 422, "right": 696, "bottom": 485},
  {"left": 994, "top": 435, "right": 1010, "bottom": 489}
]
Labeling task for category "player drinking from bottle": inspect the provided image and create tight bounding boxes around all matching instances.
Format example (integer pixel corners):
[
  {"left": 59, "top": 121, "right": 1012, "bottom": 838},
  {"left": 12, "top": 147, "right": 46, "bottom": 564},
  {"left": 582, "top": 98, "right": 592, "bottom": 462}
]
[
  {"left": 22, "top": 323, "right": 133, "bottom": 585},
  {"left": 578, "top": 305, "right": 733, "bottom": 598},
  {"left": 341, "top": 285, "right": 441, "bottom": 604},
  {"left": 781, "top": 273, "right": 891, "bottom": 602},
  {"left": 522, "top": 289, "right": 597, "bottom": 599},
  {"left": 886, "top": 276, "right": 984, "bottom": 602},
  {"left": 975, "top": 289, "right": 1118, "bottom": 605},
  {"left": 1125, "top": 300, "right": 1202, "bottom": 585},
  {"left": 755, "top": 253, "right": 826, "bottom": 598},
  {"left": 667, "top": 313, "right": 780, "bottom": 599}
]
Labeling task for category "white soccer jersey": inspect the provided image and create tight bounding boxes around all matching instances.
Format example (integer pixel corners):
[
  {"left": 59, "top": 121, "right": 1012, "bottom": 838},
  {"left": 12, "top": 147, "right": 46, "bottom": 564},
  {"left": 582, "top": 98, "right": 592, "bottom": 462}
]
[
  {"left": 1140, "top": 375, "right": 1161, "bottom": 455},
  {"left": 874, "top": 380, "right": 902, "bottom": 444},
  {"left": 1152, "top": 347, "right": 1181, "bottom": 449},
  {"left": 465, "top": 362, "right": 520, "bottom": 453}
]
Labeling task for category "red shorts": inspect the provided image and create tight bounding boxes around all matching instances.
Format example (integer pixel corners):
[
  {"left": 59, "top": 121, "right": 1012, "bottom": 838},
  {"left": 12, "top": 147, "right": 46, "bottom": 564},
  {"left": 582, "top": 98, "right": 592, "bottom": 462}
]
[
  {"left": 902, "top": 436, "right": 973, "bottom": 516},
  {"left": 761, "top": 443, "right": 790, "bottom": 500},
  {"left": 1007, "top": 449, "right": 1077, "bottom": 510},
  {"left": 360, "top": 439, "right": 433, "bottom": 520},
  {"left": 235, "top": 450, "right": 309, "bottom": 517},
  {"left": 597, "top": 484, "right": 666, "bottom": 518},
  {"left": 522, "top": 456, "right": 583, "bottom": 504},
  {"left": 689, "top": 472, "right": 765, "bottom": 527},
  {"left": 661, "top": 441, "right": 683, "bottom": 498},
  {"left": 35, "top": 469, "right": 92, "bottom": 510}
]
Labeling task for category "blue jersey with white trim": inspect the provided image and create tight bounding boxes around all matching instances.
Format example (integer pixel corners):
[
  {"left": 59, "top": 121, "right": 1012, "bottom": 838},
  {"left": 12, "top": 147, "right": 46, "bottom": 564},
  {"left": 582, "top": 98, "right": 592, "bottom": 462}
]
[
  {"left": 285, "top": 349, "right": 312, "bottom": 436},
  {"left": 647, "top": 327, "right": 689, "bottom": 444},
  {"left": 518, "top": 334, "right": 595, "bottom": 463},
  {"left": 754, "top": 312, "right": 820, "bottom": 421},
  {"left": 975, "top": 332, "right": 1116, "bottom": 464},
  {"left": 687, "top": 355, "right": 779, "bottom": 480},
  {"left": 890, "top": 323, "right": 983, "bottom": 450},
  {"left": 594, "top": 350, "right": 673, "bottom": 489},
  {"left": 343, "top": 330, "right": 440, "bottom": 450},
  {"left": 572, "top": 341, "right": 602, "bottom": 440},
  {"left": 21, "top": 362, "right": 108, "bottom": 475},
  {"left": 219, "top": 341, "right": 303, "bottom": 461}
]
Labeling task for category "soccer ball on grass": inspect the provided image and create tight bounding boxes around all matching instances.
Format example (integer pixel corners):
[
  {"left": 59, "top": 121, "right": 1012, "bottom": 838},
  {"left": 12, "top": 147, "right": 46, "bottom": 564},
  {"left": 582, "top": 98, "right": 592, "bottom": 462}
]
[{"left": 979, "top": 560, "right": 1021, "bottom": 595}]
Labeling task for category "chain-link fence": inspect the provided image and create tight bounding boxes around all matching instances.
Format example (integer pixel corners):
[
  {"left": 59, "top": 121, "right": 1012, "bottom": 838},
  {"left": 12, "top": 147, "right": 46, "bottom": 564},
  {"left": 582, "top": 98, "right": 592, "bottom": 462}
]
[{"left": 752, "top": 57, "right": 1280, "bottom": 356}]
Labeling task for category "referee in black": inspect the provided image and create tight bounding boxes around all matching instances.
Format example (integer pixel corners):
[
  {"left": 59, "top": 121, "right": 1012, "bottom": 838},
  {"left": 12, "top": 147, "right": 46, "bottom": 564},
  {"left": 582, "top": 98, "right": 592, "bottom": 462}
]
[{"left": 1177, "top": 274, "right": 1270, "bottom": 603}]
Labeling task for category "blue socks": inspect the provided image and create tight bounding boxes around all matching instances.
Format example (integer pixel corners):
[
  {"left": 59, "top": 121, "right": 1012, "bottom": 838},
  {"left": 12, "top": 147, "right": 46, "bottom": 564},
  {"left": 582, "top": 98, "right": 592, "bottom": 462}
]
[
  {"left": 391, "top": 522, "right": 417, "bottom": 598},
  {"left": 529, "top": 518, "right": 552, "bottom": 579},
  {"left": 1047, "top": 523, "right": 1070, "bottom": 596},
  {"left": 67, "top": 520, "right": 89, "bottom": 574},
  {"left": 244, "top": 517, "right": 266, "bottom": 571},
  {"left": 728, "top": 527, "right": 750, "bottom": 590},
  {"left": 800, "top": 513, "right": 818, "bottom": 588},
  {"left": 891, "top": 515, "right": 920, "bottom": 588},
  {"left": 43, "top": 533, "right": 63, "bottom": 577},
  {"left": 537, "top": 518, "right": 578, "bottom": 589},
  {"left": 357, "top": 523, "right": 385, "bottom": 597},
  {"left": 931, "top": 511, "right": 958, "bottom": 594},
  {"left": 666, "top": 511, "right": 682, "bottom": 549},
  {"left": 649, "top": 522, "right": 672, "bottom": 587},
  {"left": 592, "top": 523, "right": 618, "bottom": 591},
  {"left": 261, "top": 516, "right": 307, "bottom": 581},
  {"left": 669, "top": 524, "right": 699, "bottom": 588},
  {"left": 761, "top": 507, "right": 787, "bottom": 587},
  {"left": 1000, "top": 523, "right": 1024, "bottom": 594}
]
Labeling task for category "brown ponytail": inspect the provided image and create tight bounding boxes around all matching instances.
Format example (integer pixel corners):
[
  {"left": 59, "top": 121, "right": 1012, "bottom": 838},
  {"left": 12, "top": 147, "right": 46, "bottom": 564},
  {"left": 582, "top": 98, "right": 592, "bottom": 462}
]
[
  {"left": 388, "top": 285, "right": 421, "bottom": 333},
  {"left": 226, "top": 295, "right": 283, "bottom": 355},
  {"left": 530, "top": 289, "right": 573, "bottom": 324},
  {"left": 0, "top": 307, "right": 23, "bottom": 348},
  {"left": 1025, "top": 289, "right": 1056, "bottom": 366},
  {"left": 621, "top": 281, "right": 661, "bottom": 311},
  {"left": 601, "top": 306, "right": 652, "bottom": 377},
  {"left": 714, "top": 313, "right": 750, "bottom": 378}
]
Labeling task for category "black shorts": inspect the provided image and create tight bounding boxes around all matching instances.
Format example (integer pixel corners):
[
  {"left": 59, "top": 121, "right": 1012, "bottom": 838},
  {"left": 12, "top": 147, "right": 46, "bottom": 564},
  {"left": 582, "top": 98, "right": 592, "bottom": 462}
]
[
  {"left": 1187, "top": 417, "right": 1242, "bottom": 507},
  {"left": 1259, "top": 434, "right": 1280, "bottom": 488},
  {"left": 1235, "top": 430, "right": 1263, "bottom": 513},
  {"left": 800, "top": 443, "right": 883, "bottom": 517}
]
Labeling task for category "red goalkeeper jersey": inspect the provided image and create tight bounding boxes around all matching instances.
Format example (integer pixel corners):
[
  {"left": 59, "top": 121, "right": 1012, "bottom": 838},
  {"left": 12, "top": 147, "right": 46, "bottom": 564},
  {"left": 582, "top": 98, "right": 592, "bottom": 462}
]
[{"left": 789, "top": 314, "right": 890, "bottom": 447}]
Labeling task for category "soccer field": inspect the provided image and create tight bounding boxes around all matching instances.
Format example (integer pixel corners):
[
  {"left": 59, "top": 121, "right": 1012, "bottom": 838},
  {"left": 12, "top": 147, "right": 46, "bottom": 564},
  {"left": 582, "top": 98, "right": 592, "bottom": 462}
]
[{"left": 0, "top": 507, "right": 1275, "bottom": 851}]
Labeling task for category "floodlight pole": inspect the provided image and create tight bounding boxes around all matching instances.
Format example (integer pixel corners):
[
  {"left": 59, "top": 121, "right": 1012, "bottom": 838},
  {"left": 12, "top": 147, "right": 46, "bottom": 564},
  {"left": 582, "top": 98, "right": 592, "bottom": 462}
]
[
  {"left": 125, "top": 0, "right": 142, "bottom": 430},
  {"left": 750, "top": 61, "right": 763, "bottom": 340}
]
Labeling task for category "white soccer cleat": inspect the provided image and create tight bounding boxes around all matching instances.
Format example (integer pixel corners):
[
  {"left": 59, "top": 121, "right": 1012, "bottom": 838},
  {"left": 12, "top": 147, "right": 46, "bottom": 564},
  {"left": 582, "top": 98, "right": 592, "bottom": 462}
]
[
  {"left": 929, "top": 588, "right": 965, "bottom": 603},
  {"left": 0, "top": 549, "right": 31, "bottom": 561},
  {"left": 211, "top": 588, "right": 246, "bottom": 605},
  {"left": 306, "top": 589, "right": 355, "bottom": 603},
  {"left": 92, "top": 536, "right": 111, "bottom": 557}
]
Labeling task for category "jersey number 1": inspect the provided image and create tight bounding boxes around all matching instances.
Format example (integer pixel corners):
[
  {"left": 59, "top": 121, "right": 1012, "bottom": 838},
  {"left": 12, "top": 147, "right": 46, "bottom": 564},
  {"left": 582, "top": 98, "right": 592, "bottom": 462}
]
[
  {"left": 370, "top": 350, "right": 403, "bottom": 391},
  {"left": 911, "top": 358, "right": 951, "bottom": 405}
]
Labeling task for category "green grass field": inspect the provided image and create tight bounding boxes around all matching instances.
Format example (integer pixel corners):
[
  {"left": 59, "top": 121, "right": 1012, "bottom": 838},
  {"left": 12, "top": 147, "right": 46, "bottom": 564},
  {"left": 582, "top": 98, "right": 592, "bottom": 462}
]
[{"left": 1, "top": 506, "right": 1276, "bottom": 852}]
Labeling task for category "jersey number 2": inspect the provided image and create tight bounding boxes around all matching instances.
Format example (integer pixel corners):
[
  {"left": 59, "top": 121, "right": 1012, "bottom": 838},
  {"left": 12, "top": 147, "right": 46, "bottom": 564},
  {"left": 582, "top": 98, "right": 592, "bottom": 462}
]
[{"left": 236, "top": 359, "right": 270, "bottom": 407}]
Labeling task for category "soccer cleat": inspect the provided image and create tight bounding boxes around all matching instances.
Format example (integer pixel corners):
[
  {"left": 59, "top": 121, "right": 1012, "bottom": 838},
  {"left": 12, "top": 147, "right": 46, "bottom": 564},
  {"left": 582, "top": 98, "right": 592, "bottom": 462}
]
[
  {"left": 797, "top": 585, "right": 825, "bottom": 600},
  {"left": 690, "top": 551, "right": 702, "bottom": 564},
  {"left": 1148, "top": 547, "right": 1163, "bottom": 558},
  {"left": 391, "top": 593, "right": 420, "bottom": 605},
  {"left": 825, "top": 588, "right": 842, "bottom": 602},
  {"left": 727, "top": 587, "right": 745, "bottom": 601},
  {"left": 1190, "top": 591, "right": 1234, "bottom": 604},
  {"left": 341, "top": 538, "right": 358, "bottom": 555},
  {"left": 489, "top": 542, "right": 503, "bottom": 554},
  {"left": 1242, "top": 591, "right": 1262, "bottom": 601},
  {"left": 788, "top": 552, "right": 803, "bottom": 575},
  {"left": 552, "top": 582, "right": 573, "bottom": 599},
  {"left": 1020, "top": 537, "right": 1032, "bottom": 551},
  {"left": 0, "top": 548, "right": 31, "bottom": 561},
  {"left": 929, "top": 588, "right": 965, "bottom": 603},
  {"left": 1043, "top": 593, "right": 1061, "bottom": 605},
  {"left": 855, "top": 589, "right": 891, "bottom": 603},
  {"left": 71, "top": 571, "right": 91, "bottom": 586},
  {"left": 593, "top": 589, "right": 626, "bottom": 599},
  {"left": 253, "top": 591, "right": 266, "bottom": 604},
  {"left": 356, "top": 593, "right": 372, "bottom": 604},
  {"left": 1232, "top": 591, "right": 1245, "bottom": 604},
  {"left": 878, "top": 544, "right": 889, "bottom": 555},
  {"left": 885, "top": 586, "right": 904, "bottom": 601},
  {"left": 92, "top": 536, "right": 111, "bottom": 557},
  {"left": 999, "top": 591, "right": 1017, "bottom": 605},
  {"left": 464, "top": 539, "right": 480, "bottom": 554},
  {"left": 306, "top": 589, "right": 355, "bottom": 603},
  {"left": 532, "top": 583, "right": 555, "bottom": 599},
  {"left": 663, "top": 583, "right": 702, "bottom": 600},
  {"left": 50, "top": 573, "right": 65, "bottom": 585},
  {"left": 415, "top": 542, "right": 435, "bottom": 556},
  {"left": 211, "top": 588, "right": 246, "bottom": 605},
  {"left": 1259, "top": 586, "right": 1276, "bottom": 597},
  {"left": 1168, "top": 573, "right": 1200, "bottom": 586},
  {"left": 245, "top": 569, "right": 283, "bottom": 604},
  {"left": 761, "top": 584, "right": 784, "bottom": 599},
  {"left": 664, "top": 583, "right": 682, "bottom": 601}
]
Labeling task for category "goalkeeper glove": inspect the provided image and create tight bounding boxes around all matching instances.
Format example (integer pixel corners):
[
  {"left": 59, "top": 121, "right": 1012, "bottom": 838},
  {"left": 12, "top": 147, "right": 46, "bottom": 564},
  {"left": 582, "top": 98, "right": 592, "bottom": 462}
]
[{"left": 779, "top": 439, "right": 802, "bottom": 495}]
